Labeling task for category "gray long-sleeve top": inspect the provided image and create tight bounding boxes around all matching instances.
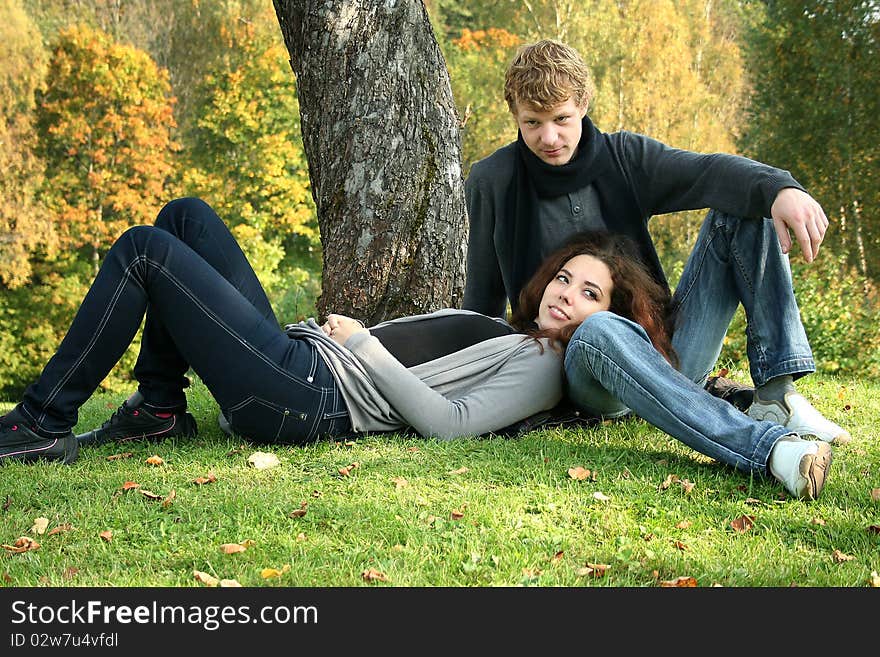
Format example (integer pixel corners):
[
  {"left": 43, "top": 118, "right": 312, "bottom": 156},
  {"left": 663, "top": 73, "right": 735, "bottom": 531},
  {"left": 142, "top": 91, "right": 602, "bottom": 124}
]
[
  {"left": 463, "top": 131, "right": 805, "bottom": 318},
  {"left": 285, "top": 309, "right": 563, "bottom": 440}
]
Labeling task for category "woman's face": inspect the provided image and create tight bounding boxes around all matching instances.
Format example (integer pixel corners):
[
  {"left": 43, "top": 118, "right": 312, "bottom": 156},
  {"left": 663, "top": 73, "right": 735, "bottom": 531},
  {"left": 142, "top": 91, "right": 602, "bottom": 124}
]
[{"left": 535, "top": 254, "right": 613, "bottom": 330}]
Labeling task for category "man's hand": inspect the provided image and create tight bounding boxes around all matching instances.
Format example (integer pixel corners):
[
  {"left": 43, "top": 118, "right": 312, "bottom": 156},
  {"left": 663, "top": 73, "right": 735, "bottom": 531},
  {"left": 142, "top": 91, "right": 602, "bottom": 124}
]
[
  {"left": 320, "top": 313, "right": 367, "bottom": 346},
  {"left": 770, "top": 187, "right": 829, "bottom": 263}
]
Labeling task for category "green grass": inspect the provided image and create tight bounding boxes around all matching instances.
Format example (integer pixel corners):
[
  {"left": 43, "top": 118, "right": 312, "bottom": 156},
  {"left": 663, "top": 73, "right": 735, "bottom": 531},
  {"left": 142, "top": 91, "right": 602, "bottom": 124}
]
[{"left": 1, "top": 371, "right": 878, "bottom": 588}]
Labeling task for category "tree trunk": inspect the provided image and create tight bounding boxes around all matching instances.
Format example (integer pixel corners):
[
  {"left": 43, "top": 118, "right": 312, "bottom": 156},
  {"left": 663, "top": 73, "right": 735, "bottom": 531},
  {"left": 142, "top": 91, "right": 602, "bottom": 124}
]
[{"left": 273, "top": 0, "right": 467, "bottom": 324}]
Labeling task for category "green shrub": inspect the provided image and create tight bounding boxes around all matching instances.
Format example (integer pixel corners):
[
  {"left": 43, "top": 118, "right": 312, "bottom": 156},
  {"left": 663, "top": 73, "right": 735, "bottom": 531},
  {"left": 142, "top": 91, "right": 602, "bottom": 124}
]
[{"left": 718, "top": 254, "right": 880, "bottom": 378}]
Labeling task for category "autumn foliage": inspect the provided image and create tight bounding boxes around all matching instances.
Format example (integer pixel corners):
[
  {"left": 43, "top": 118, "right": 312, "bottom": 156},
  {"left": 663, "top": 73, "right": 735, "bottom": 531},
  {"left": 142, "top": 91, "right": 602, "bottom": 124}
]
[{"left": 35, "top": 24, "right": 179, "bottom": 266}]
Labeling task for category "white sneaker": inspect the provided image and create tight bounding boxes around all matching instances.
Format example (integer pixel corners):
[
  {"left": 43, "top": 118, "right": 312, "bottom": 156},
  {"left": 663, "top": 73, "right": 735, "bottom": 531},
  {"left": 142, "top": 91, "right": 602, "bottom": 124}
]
[
  {"left": 768, "top": 434, "right": 833, "bottom": 500},
  {"left": 748, "top": 391, "right": 852, "bottom": 444}
]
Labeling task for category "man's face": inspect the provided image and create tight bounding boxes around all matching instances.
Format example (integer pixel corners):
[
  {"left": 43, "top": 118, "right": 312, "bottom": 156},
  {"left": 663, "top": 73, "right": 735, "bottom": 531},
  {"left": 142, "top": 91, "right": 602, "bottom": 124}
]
[{"left": 514, "top": 97, "right": 588, "bottom": 166}]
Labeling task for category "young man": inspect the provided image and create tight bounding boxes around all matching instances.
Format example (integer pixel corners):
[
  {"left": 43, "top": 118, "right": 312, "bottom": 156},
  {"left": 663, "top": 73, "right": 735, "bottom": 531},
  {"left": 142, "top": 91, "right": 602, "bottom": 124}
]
[{"left": 463, "top": 39, "right": 850, "bottom": 445}]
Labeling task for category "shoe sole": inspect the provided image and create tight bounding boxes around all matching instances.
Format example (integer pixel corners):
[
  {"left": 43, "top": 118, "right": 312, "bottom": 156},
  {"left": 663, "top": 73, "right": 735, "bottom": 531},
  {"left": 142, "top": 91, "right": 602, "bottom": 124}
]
[
  {"left": 114, "top": 414, "right": 197, "bottom": 443},
  {"left": 796, "top": 442, "right": 832, "bottom": 500},
  {"left": 0, "top": 435, "right": 79, "bottom": 465},
  {"left": 748, "top": 404, "right": 852, "bottom": 445},
  {"left": 77, "top": 414, "right": 198, "bottom": 445}
]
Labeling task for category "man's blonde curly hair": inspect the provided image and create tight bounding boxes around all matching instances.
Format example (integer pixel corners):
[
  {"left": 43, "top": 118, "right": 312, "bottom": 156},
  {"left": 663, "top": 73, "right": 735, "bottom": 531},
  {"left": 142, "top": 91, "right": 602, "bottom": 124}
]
[{"left": 503, "top": 39, "right": 595, "bottom": 114}]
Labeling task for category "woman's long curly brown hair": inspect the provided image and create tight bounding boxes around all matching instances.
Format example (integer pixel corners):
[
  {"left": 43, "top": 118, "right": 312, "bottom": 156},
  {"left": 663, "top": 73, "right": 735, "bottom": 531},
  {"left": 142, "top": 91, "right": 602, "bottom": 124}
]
[{"left": 509, "top": 231, "right": 678, "bottom": 366}]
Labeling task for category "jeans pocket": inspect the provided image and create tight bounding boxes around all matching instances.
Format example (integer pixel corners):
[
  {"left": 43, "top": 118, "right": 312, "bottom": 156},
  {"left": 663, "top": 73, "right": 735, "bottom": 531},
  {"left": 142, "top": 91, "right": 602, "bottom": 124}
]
[{"left": 226, "top": 396, "right": 312, "bottom": 444}]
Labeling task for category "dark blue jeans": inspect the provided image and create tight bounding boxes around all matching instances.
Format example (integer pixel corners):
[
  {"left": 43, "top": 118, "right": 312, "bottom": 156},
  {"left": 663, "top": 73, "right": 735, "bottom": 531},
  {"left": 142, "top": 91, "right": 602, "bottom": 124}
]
[{"left": 19, "top": 198, "right": 350, "bottom": 445}]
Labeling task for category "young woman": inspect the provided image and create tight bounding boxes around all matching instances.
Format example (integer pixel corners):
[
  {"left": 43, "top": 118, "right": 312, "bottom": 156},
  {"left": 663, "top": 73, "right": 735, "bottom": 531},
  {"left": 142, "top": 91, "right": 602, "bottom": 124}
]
[
  {"left": 0, "top": 199, "right": 831, "bottom": 500},
  {"left": 0, "top": 198, "right": 621, "bottom": 462}
]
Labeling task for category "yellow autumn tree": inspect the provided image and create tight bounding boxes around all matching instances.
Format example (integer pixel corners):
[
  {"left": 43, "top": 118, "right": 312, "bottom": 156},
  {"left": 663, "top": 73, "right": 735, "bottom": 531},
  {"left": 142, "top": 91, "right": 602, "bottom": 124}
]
[
  {"left": 182, "top": 29, "right": 317, "bottom": 297},
  {"left": 445, "top": 27, "right": 523, "bottom": 175},
  {"left": 0, "top": 0, "right": 55, "bottom": 288},
  {"left": 35, "top": 24, "right": 179, "bottom": 271}
]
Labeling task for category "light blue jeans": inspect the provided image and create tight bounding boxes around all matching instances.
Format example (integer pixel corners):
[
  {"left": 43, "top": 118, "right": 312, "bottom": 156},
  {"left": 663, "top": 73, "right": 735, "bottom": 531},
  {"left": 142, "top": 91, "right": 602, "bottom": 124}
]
[{"left": 564, "top": 210, "right": 813, "bottom": 474}]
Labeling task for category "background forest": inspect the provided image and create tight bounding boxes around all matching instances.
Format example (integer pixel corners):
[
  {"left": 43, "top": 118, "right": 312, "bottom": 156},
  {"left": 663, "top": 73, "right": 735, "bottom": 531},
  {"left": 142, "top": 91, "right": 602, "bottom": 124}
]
[{"left": 1, "top": 0, "right": 878, "bottom": 401}]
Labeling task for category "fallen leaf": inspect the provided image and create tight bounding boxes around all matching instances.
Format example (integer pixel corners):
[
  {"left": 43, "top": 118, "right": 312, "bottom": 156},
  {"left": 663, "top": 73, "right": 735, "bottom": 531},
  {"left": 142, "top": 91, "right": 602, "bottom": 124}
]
[
  {"left": 99, "top": 530, "right": 113, "bottom": 542},
  {"left": 289, "top": 502, "right": 308, "bottom": 518},
  {"left": 106, "top": 452, "right": 133, "bottom": 461},
  {"left": 659, "top": 474, "right": 678, "bottom": 490},
  {"left": 592, "top": 491, "right": 610, "bottom": 502},
  {"left": 871, "top": 488, "right": 880, "bottom": 503},
  {"left": 2, "top": 537, "right": 40, "bottom": 553},
  {"left": 193, "top": 473, "right": 218, "bottom": 485},
  {"left": 260, "top": 565, "right": 291, "bottom": 579},
  {"left": 121, "top": 481, "right": 141, "bottom": 491},
  {"left": 811, "top": 517, "right": 826, "bottom": 526},
  {"left": 868, "top": 525, "right": 880, "bottom": 535},
  {"left": 450, "top": 509, "right": 464, "bottom": 520},
  {"left": 870, "top": 571, "right": 880, "bottom": 588},
  {"left": 162, "top": 489, "right": 176, "bottom": 508},
  {"left": 344, "top": 441, "right": 356, "bottom": 447},
  {"left": 226, "top": 444, "right": 248, "bottom": 456},
  {"left": 247, "top": 452, "right": 281, "bottom": 470},
  {"left": 675, "top": 521, "right": 691, "bottom": 529},
  {"left": 219, "top": 579, "right": 242, "bottom": 587},
  {"left": 219, "top": 539, "right": 255, "bottom": 554},
  {"left": 62, "top": 567, "right": 79, "bottom": 579},
  {"left": 193, "top": 570, "right": 219, "bottom": 587},
  {"left": 337, "top": 462, "right": 359, "bottom": 477},
  {"left": 2, "top": 495, "right": 10, "bottom": 511},
  {"left": 568, "top": 466, "right": 591, "bottom": 481},
  {"left": 295, "top": 533, "right": 306, "bottom": 541},
  {"left": 391, "top": 476, "right": 409, "bottom": 489},
  {"left": 362, "top": 568, "right": 388, "bottom": 582},
  {"left": 407, "top": 447, "right": 420, "bottom": 453},
  {"left": 673, "top": 540, "right": 688, "bottom": 551},
  {"left": 551, "top": 551, "right": 564, "bottom": 563},
  {"left": 30, "top": 517, "right": 50, "bottom": 535},
  {"left": 47, "top": 523, "right": 73, "bottom": 536},
  {"left": 730, "top": 515, "right": 755, "bottom": 533},
  {"left": 831, "top": 549, "right": 855, "bottom": 563},
  {"left": 660, "top": 474, "right": 694, "bottom": 493},
  {"left": 448, "top": 466, "right": 468, "bottom": 475},
  {"left": 660, "top": 576, "right": 698, "bottom": 587},
  {"left": 145, "top": 455, "right": 164, "bottom": 466},
  {"left": 576, "top": 563, "right": 609, "bottom": 578},
  {"left": 140, "top": 490, "right": 163, "bottom": 501}
]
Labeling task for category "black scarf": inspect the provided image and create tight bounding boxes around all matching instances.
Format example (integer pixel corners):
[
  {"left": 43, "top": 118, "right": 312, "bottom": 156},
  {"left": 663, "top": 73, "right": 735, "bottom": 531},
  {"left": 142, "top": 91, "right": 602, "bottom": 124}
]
[{"left": 505, "top": 115, "right": 660, "bottom": 310}]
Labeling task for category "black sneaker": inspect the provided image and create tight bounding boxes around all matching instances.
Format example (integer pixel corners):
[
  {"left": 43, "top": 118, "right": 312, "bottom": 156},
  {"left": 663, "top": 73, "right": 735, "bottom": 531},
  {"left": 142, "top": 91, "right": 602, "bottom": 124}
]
[
  {"left": 704, "top": 374, "right": 755, "bottom": 412},
  {"left": 76, "top": 391, "right": 198, "bottom": 445},
  {"left": 0, "top": 407, "right": 79, "bottom": 465}
]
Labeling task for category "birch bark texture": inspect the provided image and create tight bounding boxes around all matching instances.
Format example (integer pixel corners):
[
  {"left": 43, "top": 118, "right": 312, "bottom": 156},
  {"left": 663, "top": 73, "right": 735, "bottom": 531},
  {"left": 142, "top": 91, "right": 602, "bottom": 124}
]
[{"left": 273, "top": 0, "right": 467, "bottom": 323}]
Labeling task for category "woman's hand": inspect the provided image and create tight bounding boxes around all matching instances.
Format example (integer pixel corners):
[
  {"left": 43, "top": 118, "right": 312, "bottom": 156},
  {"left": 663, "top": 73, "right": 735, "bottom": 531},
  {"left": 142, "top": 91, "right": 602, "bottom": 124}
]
[{"left": 320, "top": 313, "right": 367, "bottom": 345}]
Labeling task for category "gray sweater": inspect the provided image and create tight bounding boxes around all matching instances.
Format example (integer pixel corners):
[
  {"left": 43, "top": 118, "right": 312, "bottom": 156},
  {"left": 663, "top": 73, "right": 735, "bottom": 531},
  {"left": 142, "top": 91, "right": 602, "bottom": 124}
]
[
  {"left": 284, "top": 309, "right": 563, "bottom": 440},
  {"left": 463, "top": 131, "right": 805, "bottom": 317}
]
